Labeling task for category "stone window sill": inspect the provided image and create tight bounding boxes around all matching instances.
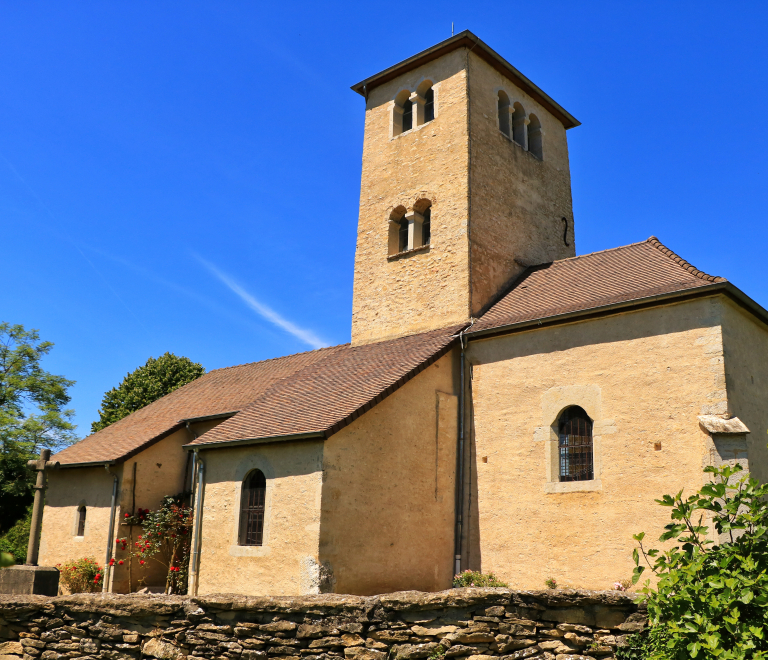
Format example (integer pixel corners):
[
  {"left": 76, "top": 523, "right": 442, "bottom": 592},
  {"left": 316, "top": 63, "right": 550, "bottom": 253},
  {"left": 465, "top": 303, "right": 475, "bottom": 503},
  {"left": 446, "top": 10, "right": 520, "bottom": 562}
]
[
  {"left": 229, "top": 544, "right": 271, "bottom": 557},
  {"left": 388, "top": 245, "right": 430, "bottom": 261},
  {"left": 499, "top": 130, "right": 542, "bottom": 160},
  {"left": 544, "top": 479, "right": 602, "bottom": 494}
]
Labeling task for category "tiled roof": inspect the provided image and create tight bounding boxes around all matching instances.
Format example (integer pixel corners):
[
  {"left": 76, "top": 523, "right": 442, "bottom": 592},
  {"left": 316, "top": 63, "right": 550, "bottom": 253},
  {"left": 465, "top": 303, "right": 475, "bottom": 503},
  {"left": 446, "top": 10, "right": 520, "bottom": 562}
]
[
  {"left": 188, "top": 325, "right": 462, "bottom": 447},
  {"left": 53, "top": 347, "right": 339, "bottom": 466},
  {"left": 470, "top": 237, "right": 726, "bottom": 334}
]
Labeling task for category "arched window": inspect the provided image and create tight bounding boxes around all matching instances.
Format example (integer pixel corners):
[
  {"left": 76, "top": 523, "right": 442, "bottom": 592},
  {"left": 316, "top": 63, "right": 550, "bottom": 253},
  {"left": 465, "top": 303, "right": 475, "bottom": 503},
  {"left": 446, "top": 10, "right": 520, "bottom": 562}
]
[
  {"left": 528, "top": 113, "right": 543, "bottom": 159},
  {"left": 401, "top": 98, "right": 413, "bottom": 132},
  {"left": 421, "top": 207, "right": 431, "bottom": 246},
  {"left": 393, "top": 90, "right": 413, "bottom": 136},
  {"left": 512, "top": 102, "right": 527, "bottom": 147},
  {"left": 239, "top": 470, "right": 266, "bottom": 546},
  {"left": 77, "top": 505, "right": 86, "bottom": 536},
  {"left": 398, "top": 217, "right": 409, "bottom": 252},
  {"left": 558, "top": 407, "right": 593, "bottom": 482},
  {"left": 424, "top": 88, "right": 435, "bottom": 123},
  {"left": 497, "top": 91, "right": 511, "bottom": 137}
]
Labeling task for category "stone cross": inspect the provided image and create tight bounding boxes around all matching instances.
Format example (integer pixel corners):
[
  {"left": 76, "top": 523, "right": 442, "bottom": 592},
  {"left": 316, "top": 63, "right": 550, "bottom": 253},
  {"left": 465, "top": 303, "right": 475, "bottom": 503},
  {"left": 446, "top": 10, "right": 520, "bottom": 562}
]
[{"left": 25, "top": 448, "right": 59, "bottom": 566}]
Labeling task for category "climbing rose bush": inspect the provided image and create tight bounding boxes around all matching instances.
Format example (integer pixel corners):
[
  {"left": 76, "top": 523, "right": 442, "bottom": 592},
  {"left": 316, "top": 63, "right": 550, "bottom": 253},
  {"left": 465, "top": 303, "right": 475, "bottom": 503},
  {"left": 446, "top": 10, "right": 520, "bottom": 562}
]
[
  {"left": 57, "top": 557, "right": 103, "bottom": 593},
  {"left": 115, "top": 495, "right": 192, "bottom": 594}
]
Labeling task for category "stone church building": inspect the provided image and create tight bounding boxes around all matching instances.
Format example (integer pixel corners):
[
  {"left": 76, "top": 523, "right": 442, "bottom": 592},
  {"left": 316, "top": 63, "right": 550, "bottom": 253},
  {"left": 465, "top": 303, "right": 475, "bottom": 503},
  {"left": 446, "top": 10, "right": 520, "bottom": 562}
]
[{"left": 41, "top": 31, "right": 768, "bottom": 596}]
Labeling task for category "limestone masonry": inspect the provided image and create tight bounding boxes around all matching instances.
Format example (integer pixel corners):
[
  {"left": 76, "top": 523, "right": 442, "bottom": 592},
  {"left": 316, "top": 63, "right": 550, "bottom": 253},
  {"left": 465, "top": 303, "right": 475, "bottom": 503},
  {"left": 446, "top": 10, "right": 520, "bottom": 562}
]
[{"left": 0, "top": 588, "right": 645, "bottom": 660}]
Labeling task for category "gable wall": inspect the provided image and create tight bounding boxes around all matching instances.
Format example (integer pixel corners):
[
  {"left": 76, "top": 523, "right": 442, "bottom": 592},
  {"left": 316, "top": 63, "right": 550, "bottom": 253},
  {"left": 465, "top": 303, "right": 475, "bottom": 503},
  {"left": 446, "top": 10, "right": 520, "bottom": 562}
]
[
  {"left": 720, "top": 298, "right": 768, "bottom": 483},
  {"left": 319, "top": 351, "right": 459, "bottom": 595},
  {"left": 465, "top": 296, "right": 727, "bottom": 590}
]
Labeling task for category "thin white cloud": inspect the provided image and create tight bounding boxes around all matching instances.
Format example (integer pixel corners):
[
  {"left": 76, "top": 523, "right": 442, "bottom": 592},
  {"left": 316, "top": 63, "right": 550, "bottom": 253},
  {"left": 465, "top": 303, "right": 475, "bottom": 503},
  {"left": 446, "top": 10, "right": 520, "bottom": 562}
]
[{"left": 195, "top": 255, "right": 328, "bottom": 350}]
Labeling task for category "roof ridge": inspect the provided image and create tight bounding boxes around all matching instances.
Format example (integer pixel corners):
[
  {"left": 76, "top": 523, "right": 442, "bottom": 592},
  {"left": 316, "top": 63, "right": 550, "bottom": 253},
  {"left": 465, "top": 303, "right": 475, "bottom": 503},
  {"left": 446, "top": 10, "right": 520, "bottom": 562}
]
[
  {"left": 207, "top": 343, "right": 347, "bottom": 374},
  {"left": 646, "top": 236, "right": 726, "bottom": 283}
]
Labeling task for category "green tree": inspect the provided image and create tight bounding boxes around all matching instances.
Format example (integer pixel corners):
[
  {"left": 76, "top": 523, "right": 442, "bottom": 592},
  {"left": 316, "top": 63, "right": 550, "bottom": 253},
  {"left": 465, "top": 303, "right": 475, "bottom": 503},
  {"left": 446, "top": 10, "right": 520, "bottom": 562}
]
[
  {"left": 0, "top": 323, "right": 76, "bottom": 532},
  {"left": 621, "top": 464, "right": 768, "bottom": 660},
  {"left": 91, "top": 352, "right": 204, "bottom": 433}
]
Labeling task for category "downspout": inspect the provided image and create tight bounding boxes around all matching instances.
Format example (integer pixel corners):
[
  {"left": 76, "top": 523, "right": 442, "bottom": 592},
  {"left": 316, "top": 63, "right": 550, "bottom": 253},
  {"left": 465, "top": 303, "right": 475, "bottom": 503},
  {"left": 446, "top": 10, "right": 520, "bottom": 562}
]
[
  {"left": 454, "top": 321, "right": 474, "bottom": 577},
  {"left": 102, "top": 465, "right": 119, "bottom": 593},
  {"left": 188, "top": 451, "right": 205, "bottom": 596}
]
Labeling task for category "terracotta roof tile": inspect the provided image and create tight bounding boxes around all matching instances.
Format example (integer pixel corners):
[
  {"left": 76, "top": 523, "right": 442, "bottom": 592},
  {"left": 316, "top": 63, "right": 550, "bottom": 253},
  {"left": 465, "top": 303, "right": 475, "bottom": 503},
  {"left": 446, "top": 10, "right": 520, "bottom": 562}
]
[
  {"left": 188, "top": 325, "right": 462, "bottom": 447},
  {"left": 53, "top": 346, "right": 340, "bottom": 466},
  {"left": 471, "top": 237, "right": 726, "bottom": 334}
]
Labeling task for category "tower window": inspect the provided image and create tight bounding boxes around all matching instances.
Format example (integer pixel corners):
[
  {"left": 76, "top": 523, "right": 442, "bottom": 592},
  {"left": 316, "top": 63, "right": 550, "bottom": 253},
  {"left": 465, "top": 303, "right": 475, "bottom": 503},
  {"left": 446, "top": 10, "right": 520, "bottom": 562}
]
[
  {"left": 239, "top": 469, "right": 266, "bottom": 546},
  {"left": 422, "top": 207, "right": 431, "bottom": 246},
  {"left": 398, "top": 217, "right": 409, "bottom": 252},
  {"left": 424, "top": 88, "right": 435, "bottom": 123},
  {"left": 528, "top": 113, "right": 543, "bottom": 159},
  {"left": 77, "top": 505, "right": 86, "bottom": 537},
  {"left": 558, "top": 406, "right": 593, "bottom": 482},
  {"left": 512, "top": 102, "right": 527, "bottom": 147},
  {"left": 498, "top": 91, "right": 511, "bottom": 137},
  {"left": 402, "top": 98, "right": 413, "bottom": 132}
]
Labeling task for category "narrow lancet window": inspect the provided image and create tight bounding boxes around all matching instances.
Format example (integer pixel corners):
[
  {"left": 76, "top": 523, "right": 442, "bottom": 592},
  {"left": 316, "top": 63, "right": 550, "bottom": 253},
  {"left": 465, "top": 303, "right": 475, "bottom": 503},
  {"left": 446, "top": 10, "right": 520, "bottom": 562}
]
[
  {"left": 402, "top": 98, "right": 413, "bottom": 132},
  {"left": 77, "top": 505, "right": 86, "bottom": 536},
  {"left": 558, "top": 407, "right": 593, "bottom": 482},
  {"left": 424, "top": 88, "right": 435, "bottom": 123},
  {"left": 398, "top": 217, "right": 409, "bottom": 252},
  {"left": 498, "top": 91, "right": 511, "bottom": 137},
  {"left": 422, "top": 207, "right": 431, "bottom": 246},
  {"left": 239, "top": 470, "right": 266, "bottom": 546},
  {"left": 528, "top": 114, "right": 543, "bottom": 159},
  {"left": 512, "top": 102, "right": 527, "bottom": 147}
]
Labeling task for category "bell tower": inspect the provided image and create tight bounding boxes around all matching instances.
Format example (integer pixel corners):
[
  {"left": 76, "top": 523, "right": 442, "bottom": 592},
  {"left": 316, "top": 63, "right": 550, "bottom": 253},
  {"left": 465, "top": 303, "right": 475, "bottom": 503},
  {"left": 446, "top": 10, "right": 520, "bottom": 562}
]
[{"left": 350, "top": 32, "right": 580, "bottom": 345}]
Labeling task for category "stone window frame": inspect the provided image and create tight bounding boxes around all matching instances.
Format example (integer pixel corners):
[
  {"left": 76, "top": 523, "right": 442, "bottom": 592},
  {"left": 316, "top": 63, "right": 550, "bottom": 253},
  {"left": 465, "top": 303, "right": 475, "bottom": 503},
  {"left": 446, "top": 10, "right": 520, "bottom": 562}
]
[
  {"left": 229, "top": 456, "right": 275, "bottom": 557},
  {"left": 72, "top": 499, "right": 88, "bottom": 540},
  {"left": 535, "top": 385, "right": 612, "bottom": 493},
  {"left": 387, "top": 199, "right": 432, "bottom": 259},
  {"left": 390, "top": 79, "right": 439, "bottom": 139},
  {"left": 493, "top": 86, "right": 544, "bottom": 161}
]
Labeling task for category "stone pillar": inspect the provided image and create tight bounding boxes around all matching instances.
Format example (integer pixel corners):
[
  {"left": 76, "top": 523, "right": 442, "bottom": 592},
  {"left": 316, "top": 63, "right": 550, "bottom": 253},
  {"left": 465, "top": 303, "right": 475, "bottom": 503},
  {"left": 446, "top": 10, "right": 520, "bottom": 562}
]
[
  {"left": 26, "top": 448, "right": 58, "bottom": 566},
  {"left": 405, "top": 211, "right": 424, "bottom": 250}
]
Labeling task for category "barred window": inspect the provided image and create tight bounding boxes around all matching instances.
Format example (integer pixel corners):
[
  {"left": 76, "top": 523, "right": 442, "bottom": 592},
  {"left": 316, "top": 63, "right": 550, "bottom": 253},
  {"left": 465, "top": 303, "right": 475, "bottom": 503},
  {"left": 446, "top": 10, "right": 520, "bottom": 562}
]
[
  {"left": 77, "top": 505, "right": 86, "bottom": 536},
  {"left": 558, "top": 407, "right": 593, "bottom": 482},
  {"left": 239, "top": 470, "right": 266, "bottom": 546}
]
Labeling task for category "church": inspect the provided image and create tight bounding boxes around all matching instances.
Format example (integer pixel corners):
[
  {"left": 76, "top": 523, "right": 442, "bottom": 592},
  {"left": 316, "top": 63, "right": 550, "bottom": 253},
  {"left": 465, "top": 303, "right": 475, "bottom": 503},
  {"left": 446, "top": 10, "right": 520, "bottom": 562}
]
[{"left": 40, "top": 31, "right": 768, "bottom": 596}]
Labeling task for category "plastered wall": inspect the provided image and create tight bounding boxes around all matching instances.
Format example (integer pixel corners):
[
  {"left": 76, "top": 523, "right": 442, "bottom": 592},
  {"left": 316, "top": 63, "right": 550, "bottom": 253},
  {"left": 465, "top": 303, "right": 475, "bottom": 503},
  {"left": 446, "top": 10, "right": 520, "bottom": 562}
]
[
  {"left": 466, "top": 52, "right": 575, "bottom": 315},
  {"left": 720, "top": 298, "right": 768, "bottom": 483},
  {"left": 351, "top": 48, "right": 471, "bottom": 344},
  {"left": 464, "top": 297, "right": 728, "bottom": 590},
  {"left": 319, "top": 352, "right": 459, "bottom": 595},
  {"left": 195, "top": 440, "right": 325, "bottom": 596}
]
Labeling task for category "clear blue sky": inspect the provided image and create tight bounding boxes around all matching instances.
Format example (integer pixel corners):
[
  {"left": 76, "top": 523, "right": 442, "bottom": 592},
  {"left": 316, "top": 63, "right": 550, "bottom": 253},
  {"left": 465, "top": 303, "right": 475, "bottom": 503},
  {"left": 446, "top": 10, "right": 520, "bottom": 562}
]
[{"left": 2, "top": 2, "right": 767, "bottom": 437}]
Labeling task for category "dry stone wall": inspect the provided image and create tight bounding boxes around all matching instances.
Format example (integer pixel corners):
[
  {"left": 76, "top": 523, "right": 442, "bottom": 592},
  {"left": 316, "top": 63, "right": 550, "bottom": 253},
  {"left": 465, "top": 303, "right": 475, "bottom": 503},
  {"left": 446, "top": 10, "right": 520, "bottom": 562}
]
[{"left": 0, "top": 589, "right": 645, "bottom": 660}]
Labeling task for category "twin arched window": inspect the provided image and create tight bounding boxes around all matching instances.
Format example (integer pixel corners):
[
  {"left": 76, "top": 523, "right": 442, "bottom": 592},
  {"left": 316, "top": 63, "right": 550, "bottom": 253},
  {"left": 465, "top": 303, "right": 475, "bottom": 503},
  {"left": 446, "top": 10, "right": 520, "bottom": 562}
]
[
  {"left": 497, "top": 92, "right": 543, "bottom": 159},
  {"left": 558, "top": 406, "right": 593, "bottom": 482},
  {"left": 389, "top": 202, "right": 432, "bottom": 255},
  {"left": 393, "top": 83, "right": 435, "bottom": 136},
  {"left": 77, "top": 505, "right": 86, "bottom": 537},
  {"left": 239, "top": 469, "right": 266, "bottom": 546}
]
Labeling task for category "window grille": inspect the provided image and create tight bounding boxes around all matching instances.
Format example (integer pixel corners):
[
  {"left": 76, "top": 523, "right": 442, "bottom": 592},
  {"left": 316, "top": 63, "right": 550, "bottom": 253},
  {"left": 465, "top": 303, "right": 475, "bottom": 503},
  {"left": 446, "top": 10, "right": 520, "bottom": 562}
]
[
  {"left": 402, "top": 98, "right": 413, "bottom": 132},
  {"left": 558, "top": 407, "right": 593, "bottom": 482},
  {"left": 77, "top": 506, "right": 86, "bottom": 536},
  {"left": 239, "top": 470, "right": 266, "bottom": 546},
  {"left": 398, "top": 218, "right": 409, "bottom": 252},
  {"left": 422, "top": 207, "right": 431, "bottom": 245},
  {"left": 424, "top": 88, "right": 434, "bottom": 123}
]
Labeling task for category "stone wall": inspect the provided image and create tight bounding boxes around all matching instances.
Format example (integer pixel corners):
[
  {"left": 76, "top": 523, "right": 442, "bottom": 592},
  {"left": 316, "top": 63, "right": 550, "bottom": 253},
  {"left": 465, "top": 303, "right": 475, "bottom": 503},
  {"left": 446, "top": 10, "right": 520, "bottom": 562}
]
[{"left": 0, "top": 588, "right": 645, "bottom": 660}]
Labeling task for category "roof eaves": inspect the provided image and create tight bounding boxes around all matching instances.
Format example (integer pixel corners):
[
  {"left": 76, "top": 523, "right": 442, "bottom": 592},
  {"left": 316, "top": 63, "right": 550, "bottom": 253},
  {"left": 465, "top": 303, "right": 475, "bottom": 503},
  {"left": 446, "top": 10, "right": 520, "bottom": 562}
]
[
  {"left": 350, "top": 30, "right": 580, "bottom": 130},
  {"left": 467, "top": 282, "right": 728, "bottom": 340},
  {"left": 183, "top": 432, "right": 326, "bottom": 451}
]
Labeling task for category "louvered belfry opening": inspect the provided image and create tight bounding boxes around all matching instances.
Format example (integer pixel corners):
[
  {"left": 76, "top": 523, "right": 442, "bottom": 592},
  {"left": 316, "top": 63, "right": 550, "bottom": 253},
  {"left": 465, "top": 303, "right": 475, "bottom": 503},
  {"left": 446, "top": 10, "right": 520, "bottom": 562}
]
[
  {"left": 558, "top": 406, "right": 593, "bottom": 482},
  {"left": 239, "top": 469, "right": 267, "bottom": 546},
  {"left": 77, "top": 505, "right": 86, "bottom": 536}
]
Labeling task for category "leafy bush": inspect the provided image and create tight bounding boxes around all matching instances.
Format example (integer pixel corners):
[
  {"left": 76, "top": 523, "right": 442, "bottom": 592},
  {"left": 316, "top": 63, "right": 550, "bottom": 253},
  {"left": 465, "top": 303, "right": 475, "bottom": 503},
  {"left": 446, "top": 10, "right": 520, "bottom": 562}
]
[
  {"left": 544, "top": 577, "right": 558, "bottom": 589},
  {"left": 627, "top": 464, "right": 768, "bottom": 659},
  {"left": 0, "top": 506, "right": 31, "bottom": 563},
  {"left": 452, "top": 569, "right": 508, "bottom": 588},
  {"left": 57, "top": 557, "right": 103, "bottom": 593}
]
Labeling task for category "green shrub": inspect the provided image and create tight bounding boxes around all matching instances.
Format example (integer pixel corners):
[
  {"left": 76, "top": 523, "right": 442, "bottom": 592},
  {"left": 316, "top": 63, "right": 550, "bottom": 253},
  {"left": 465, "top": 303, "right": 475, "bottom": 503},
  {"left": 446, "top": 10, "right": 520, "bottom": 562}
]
[
  {"left": 544, "top": 577, "right": 558, "bottom": 589},
  {"left": 628, "top": 464, "right": 768, "bottom": 659},
  {"left": 57, "top": 557, "right": 103, "bottom": 593},
  {"left": 452, "top": 570, "right": 508, "bottom": 588},
  {"left": 0, "top": 506, "right": 31, "bottom": 563}
]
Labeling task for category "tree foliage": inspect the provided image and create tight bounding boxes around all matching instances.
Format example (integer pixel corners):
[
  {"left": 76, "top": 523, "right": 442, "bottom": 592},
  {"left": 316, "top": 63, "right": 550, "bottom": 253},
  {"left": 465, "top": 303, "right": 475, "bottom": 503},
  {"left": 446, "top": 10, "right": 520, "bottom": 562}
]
[
  {"left": 0, "top": 323, "right": 76, "bottom": 532},
  {"left": 621, "top": 464, "right": 768, "bottom": 659},
  {"left": 91, "top": 352, "right": 204, "bottom": 433}
]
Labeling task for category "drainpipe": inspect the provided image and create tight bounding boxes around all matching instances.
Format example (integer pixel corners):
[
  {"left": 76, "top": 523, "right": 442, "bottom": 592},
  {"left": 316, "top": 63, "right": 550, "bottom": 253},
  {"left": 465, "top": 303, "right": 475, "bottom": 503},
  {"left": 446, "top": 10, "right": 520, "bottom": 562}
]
[
  {"left": 454, "top": 320, "right": 474, "bottom": 577},
  {"left": 102, "top": 465, "right": 119, "bottom": 593},
  {"left": 188, "top": 452, "right": 205, "bottom": 596}
]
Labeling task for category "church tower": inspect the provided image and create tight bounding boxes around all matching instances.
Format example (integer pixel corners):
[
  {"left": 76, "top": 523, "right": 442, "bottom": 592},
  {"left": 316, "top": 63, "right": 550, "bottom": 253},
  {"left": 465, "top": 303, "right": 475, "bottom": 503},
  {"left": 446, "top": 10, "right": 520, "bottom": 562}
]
[{"left": 350, "top": 32, "right": 580, "bottom": 345}]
